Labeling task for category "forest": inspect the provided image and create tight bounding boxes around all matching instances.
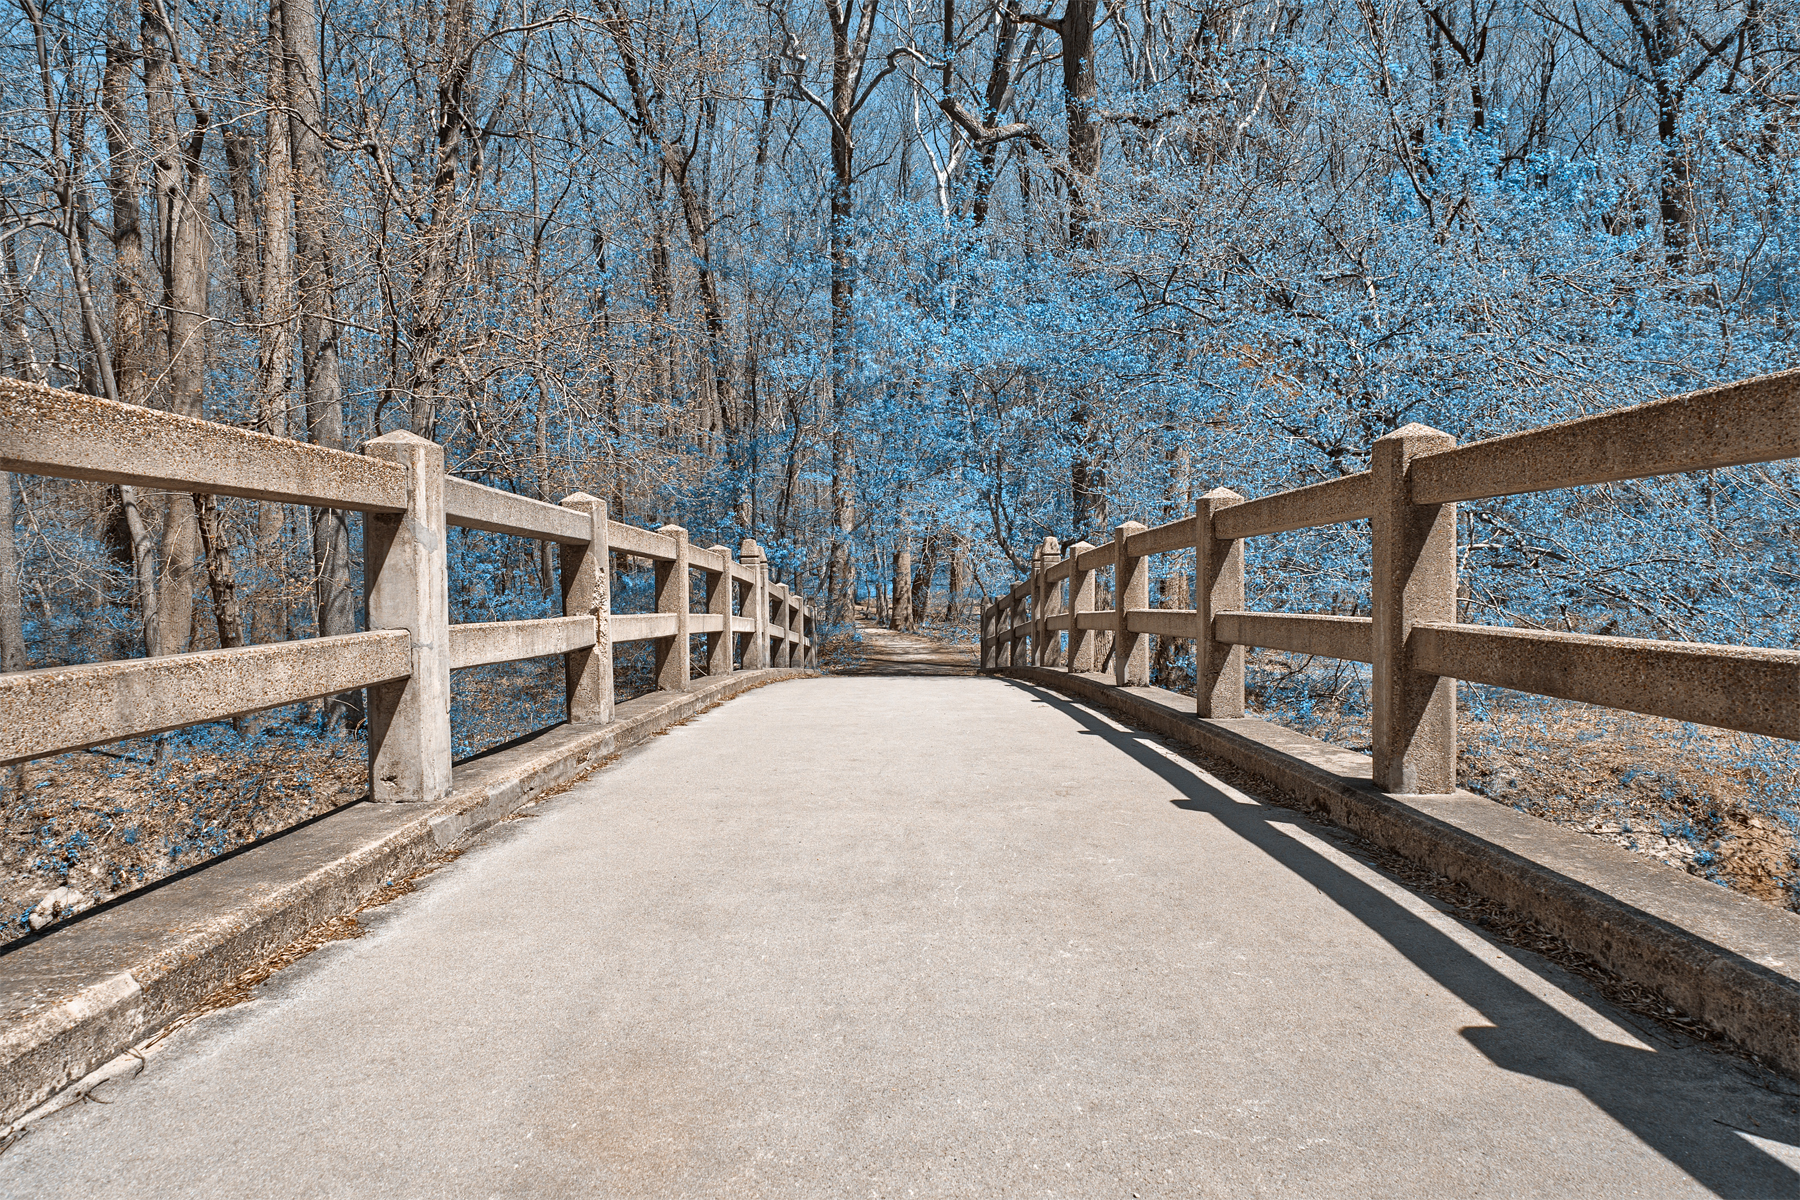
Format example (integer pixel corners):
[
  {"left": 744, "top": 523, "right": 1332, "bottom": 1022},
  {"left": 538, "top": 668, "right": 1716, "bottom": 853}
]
[{"left": 3, "top": 0, "right": 1800, "bottom": 917}]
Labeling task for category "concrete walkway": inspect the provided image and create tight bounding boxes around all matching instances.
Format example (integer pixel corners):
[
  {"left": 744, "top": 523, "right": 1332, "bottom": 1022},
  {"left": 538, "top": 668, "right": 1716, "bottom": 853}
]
[{"left": 3, "top": 676, "right": 1797, "bottom": 1198}]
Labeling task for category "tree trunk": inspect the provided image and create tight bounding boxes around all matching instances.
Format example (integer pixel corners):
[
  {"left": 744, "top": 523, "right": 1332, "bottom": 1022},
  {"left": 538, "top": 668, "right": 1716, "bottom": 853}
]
[
  {"left": 891, "top": 544, "right": 914, "bottom": 631},
  {"left": 144, "top": 0, "right": 211, "bottom": 656},
  {"left": 1, "top": 196, "right": 47, "bottom": 383},
  {"left": 405, "top": 0, "right": 475, "bottom": 439},
  {"left": 0, "top": 475, "right": 23, "bottom": 673},
  {"left": 254, "top": 0, "right": 296, "bottom": 643},
  {"left": 194, "top": 494, "right": 246, "bottom": 649},
  {"left": 284, "top": 0, "right": 358, "bottom": 723},
  {"left": 1051, "top": 0, "right": 1101, "bottom": 247},
  {"left": 912, "top": 528, "right": 939, "bottom": 626},
  {"left": 944, "top": 533, "right": 965, "bottom": 623},
  {"left": 100, "top": 30, "right": 164, "bottom": 656},
  {"left": 821, "top": 0, "right": 880, "bottom": 625}
]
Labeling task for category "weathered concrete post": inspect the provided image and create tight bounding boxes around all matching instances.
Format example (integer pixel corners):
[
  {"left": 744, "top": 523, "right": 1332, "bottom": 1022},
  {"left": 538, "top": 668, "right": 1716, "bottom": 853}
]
[
  {"left": 979, "top": 601, "right": 992, "bottom": 668},
  {"left": 1195, "top": 488, "right": 1246, "bottom": 718},
  {"left": 740, "top": 539, "right": 769, "bottom": 669},
  {"left": 772, "top": 584, "right": 791, "bottom": 668},
  {"left": 558, "top": 492, "right": 613, "bottom": 725},
  {"left": 1006, "top": 593, "right": 1022, "bottom": 667},
  {"left": 1036, "top": 537, "right": 1062, "bottom": 668},
  {"left": 994, "top": 597, "right": 1011, "bottom": 668},
  {"left": 1017, "top": 588, "right": 1032, "bottom": 666},
  {"left": 705, "top": 545, "right": 734, "bottom": 677},
  {"left": 1026, "top": 548, "right": 1043, "bottom": 667},
  {"left": 362, "top": 431, "right": 452, "bottom": 803},
  {"left": 654, "top": 525, "right": 690, "bottom": 692},
  {"left": 1066, "top": 542, "right": 1095, "bottom": 673},
  {"left": 1372, "top": 424, "right": 1459, "bottom": 793},
  {"left": 1112, "top": 521, "right": 1151, "bottom": 686}
]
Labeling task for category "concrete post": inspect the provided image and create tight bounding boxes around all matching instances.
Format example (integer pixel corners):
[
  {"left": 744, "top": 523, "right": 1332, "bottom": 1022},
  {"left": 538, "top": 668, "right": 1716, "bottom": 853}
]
[
  {"left": 994, "top": 598, "right": 1011, "bottom": 667},
  {"left": 362, "top": 431, "right": 451, "bottom": 803},
  {"left": 979, "top": 602, "right": 992, "bottom": 668},
  {"left": 1372, "top": 423, "right": 1459, "bottom": 793},
  {"left": 1066, "top": 542, "right": 1095, "bottom": 672},
  {"left": 558, "top": 492, "right": 613, "bottom": 725},
  {"left": 772, "top": 584, "right": 791, "bottom": 668},
  {"left": 1037, "top": 537, "right": 1062, "bottom": 667},
  {"left": 1026, "top": 549, "right": 1042, "bottom": 667},
  {"left": 705, "top": 545, "right": 734, "bottom": 676},
  {"left": 1195, "top": 488, "right": 1246, "bottom": 718},
  {"left": 654, "top": 525, "right": 690, "bottom": 691},
  {"left": 1005, "top": 595, "right": 1021, "bottom": 667},
  {"left": 740, "top": 539, "right": 769, "bottom": 669},
  {"left": 1016, "top": 590, "right": 1031, "bottom": 666},
  {"left": 1112, "top": 521, "right": 1150, "bottom": 686}
]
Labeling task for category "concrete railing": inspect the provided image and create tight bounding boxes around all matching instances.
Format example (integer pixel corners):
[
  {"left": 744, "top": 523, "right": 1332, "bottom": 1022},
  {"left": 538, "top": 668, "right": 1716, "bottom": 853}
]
[
  {"left": 0, "top": 380, "right": 819, "bottom": 802},
  {"left": 981, "top": 370, "right": 1800, "bottom": 794}
]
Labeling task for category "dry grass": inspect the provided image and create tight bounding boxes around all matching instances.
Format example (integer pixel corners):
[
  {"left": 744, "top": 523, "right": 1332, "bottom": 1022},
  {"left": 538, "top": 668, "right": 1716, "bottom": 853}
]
[
  {"left": 1, "top": 730, "right": 366, "bottom": 938},
  {"left": 4, "top": 656, "right": 582, "bottom": 945},
  {"left": 1240, "top": 650, "right": 1800, "bottom": 913}
]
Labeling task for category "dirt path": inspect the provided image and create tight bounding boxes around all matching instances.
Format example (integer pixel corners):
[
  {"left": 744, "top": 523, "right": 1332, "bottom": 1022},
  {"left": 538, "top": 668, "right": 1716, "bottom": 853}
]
[{"left": 838, "top": 621, "right": 979, "bottom": 676}]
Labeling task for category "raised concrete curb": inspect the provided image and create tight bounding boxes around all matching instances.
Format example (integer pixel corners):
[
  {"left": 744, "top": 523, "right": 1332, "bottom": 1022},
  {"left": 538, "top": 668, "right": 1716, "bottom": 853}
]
[
  {"left": 0, "top": 668, "right": 815, "bottom": 1123},
  {"left": 995, "top": 666, "right": 1800, "bottom": 1078}
]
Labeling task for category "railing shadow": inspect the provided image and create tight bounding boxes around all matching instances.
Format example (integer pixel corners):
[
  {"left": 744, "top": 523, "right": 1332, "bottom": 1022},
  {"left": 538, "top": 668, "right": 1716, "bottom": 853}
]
[{"left": 1003, "top": 678, "right": 1800, "bottom": 1197}]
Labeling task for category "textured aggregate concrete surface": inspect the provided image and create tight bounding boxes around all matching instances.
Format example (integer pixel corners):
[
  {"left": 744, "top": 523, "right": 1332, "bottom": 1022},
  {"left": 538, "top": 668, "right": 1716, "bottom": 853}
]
[{"left": 4, "top": 676, "right": 1799, "bottom": 1198}]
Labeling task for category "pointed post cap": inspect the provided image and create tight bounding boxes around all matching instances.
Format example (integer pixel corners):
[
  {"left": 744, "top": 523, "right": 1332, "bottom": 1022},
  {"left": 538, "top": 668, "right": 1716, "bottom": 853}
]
[
  {"left": 365, "top": 428, "right": 439, "bottom": 449},
  {"left": 1378, "top": 421, "right": 1451, "bottom": 441}
]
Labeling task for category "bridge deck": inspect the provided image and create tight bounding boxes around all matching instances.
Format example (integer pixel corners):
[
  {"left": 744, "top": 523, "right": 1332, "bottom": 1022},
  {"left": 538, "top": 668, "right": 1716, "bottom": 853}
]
[{"left": 3, "top": 674, "right": 1796, "bottom": 1196}]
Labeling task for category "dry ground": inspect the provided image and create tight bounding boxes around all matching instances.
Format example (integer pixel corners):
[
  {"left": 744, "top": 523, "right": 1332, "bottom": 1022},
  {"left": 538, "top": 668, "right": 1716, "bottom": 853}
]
[{"left": 0, "top": 658, "right": 567, "bottom": 943}]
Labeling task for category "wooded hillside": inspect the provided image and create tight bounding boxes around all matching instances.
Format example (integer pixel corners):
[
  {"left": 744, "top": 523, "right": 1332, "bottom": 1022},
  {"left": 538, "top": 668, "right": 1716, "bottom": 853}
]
[{"left": 3, "top": 0, "right": 1798, "bottom": 671}]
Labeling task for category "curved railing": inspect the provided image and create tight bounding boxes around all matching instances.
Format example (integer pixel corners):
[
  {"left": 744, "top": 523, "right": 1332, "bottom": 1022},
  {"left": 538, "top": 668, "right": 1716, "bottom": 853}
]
[
  {"left": 981, "top": 370, "right": 1800, "bottom": 793},
  {"left": 0, "top": 380, "right": 818, "bottom": 802}
]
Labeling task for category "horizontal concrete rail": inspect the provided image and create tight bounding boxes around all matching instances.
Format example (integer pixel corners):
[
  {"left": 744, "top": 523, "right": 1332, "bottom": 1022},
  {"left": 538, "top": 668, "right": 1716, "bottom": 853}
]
[
  {"left": 1217, "top": 612, "right": 1374, "bottom": 662},
  {"left": 1124, "top": 516, "right": 1200, "bottom": 558},
  {"left": 609, "top": 523, "right": 678, "bottom": 561},
  {"left": 611, "top": 613, "right": 680, "bottom": 643},
  {"left": 0, "top": 632, "right": 412, "bottom": 766},
  {"left": 1073, "top": 541, "right": 1115, "bottom": 572},
  {"left": 985, "top": 366, "right": 1800, "bottom": 809},
  {"left": 1410, "top": 370, "right": 1800, "bottom": 505},
  {"left": 689, "top": 546, "right": 728, "bottom": 575},
  {"left": 0, "top": 380, "right": 407, "bottom": 512},
  {"left": 691, "top": 614, "right": 728, "bottom": 634},
  {"left": 442, "top": 478, "right": 591, "bottom": 544},
  {"left": 1214, "top": 473, "right": 1370, "bottom": 539},
  {"left": 448, "top": 617, "right": 596, "bottom": 671},
  {"left": 1124, "top": 609, "right": 1197, "bottom": 637},
  {"left": 1412, "top": 623, "right": 1800, "bottom": 739}
]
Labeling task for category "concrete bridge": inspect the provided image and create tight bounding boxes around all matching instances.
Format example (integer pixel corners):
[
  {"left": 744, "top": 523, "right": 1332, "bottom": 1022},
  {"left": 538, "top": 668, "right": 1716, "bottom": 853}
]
[{"left": 2, "top": 377, "right": 1800, "bottom": 1195}]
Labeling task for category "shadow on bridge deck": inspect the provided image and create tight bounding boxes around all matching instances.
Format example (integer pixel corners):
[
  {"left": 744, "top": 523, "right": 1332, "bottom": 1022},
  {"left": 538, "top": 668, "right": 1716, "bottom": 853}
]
[{"left": 1004, "top": 679, "right": 1800, "bottom": 1199}]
